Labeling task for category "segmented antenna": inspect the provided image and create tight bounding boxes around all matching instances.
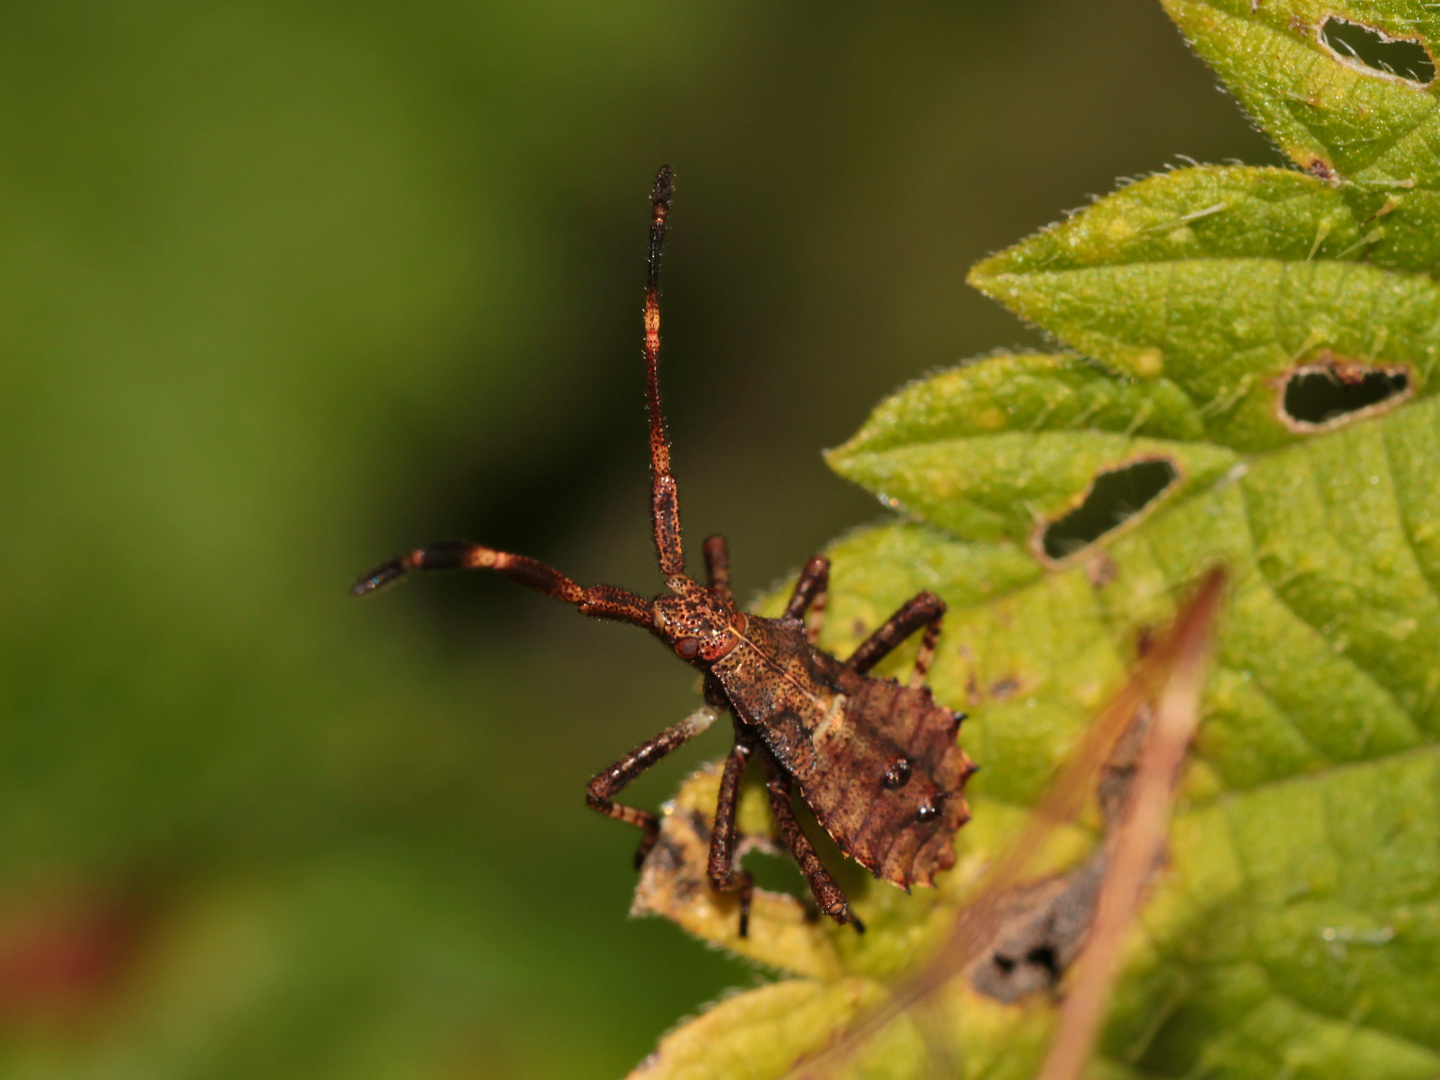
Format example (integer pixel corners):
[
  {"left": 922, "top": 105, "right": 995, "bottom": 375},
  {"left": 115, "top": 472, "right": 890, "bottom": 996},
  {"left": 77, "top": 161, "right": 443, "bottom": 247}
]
[{"left": 644, "top": 165, "right": 685, "bottom": 578}]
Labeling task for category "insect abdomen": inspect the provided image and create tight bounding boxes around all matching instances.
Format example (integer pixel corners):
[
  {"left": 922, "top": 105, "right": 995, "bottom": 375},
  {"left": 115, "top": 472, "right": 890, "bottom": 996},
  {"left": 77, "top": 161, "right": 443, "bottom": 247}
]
[
  {"left": 711, "top": 615, "right": 973, "bottom": 889},
  {"left": 797, "top": 678, "right": 972, "bottom": 887}
]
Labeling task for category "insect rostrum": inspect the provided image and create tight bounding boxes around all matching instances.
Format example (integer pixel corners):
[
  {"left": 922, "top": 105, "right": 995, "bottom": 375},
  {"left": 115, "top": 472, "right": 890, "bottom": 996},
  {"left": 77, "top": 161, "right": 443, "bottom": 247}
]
[{"left": 353, "top": 166, "right": 977, "bottom": 937}]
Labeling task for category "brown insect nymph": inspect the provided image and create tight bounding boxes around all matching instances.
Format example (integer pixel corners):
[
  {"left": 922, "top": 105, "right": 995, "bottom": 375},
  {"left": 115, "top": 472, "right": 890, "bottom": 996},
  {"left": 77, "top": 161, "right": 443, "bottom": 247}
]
[{"left": 353, "top": 167, "right": 977, "bottom": 935}]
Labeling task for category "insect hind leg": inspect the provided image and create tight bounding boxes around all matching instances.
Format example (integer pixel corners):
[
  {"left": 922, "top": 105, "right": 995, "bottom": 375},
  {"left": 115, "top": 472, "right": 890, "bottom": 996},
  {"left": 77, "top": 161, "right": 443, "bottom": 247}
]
[{"left": 760, "top": 752, "right": 864, "bottom": 934}]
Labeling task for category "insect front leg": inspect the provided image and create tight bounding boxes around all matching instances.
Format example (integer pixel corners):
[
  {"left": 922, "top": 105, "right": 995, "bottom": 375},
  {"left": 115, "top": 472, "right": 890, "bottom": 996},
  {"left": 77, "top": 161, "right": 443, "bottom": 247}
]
[
  {"left": 846, "top": 590, "right": 946, "bottom": 686},
  {"left": 705, "top": 723, "right": 756, "bottom": 937},
  {"left": 587, "top": 704, "right": 721, "bottom": 868},
  {"left": 783, "top": 555, "right": 830, "bottom": 644},
  {"left": 760, "top": 752, "right": 865, "bottom": 934}
]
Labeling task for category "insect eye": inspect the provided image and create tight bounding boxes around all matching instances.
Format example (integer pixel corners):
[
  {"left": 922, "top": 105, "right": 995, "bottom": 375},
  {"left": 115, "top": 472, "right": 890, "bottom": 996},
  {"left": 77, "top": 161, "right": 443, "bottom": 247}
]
[
  {"left": 915, "top": 800, "right": 940, "bottom": 824},
  {"left": 674, "top": 637, "right": 701, "bottom": 659}
]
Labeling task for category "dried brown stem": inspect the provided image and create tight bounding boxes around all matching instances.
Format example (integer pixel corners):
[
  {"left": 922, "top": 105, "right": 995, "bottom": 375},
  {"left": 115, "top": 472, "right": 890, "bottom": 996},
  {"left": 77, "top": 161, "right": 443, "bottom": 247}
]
[{"left": 1037, "top": 568, "right": 1222, "bottom": 1080}]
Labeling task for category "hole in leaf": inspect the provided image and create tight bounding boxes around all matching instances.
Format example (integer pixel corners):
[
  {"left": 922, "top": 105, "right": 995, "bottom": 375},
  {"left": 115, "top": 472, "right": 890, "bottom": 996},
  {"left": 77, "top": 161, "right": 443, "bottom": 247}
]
[
  {"left": 1041, "top": 459, "right": 1178, "bottom": 561},
  {"left": 1320, "top": 17, "right": 1435, "bottom": 85},
  {"left": 1280, "top": 361, "right": 1411, "bottom": 429}
]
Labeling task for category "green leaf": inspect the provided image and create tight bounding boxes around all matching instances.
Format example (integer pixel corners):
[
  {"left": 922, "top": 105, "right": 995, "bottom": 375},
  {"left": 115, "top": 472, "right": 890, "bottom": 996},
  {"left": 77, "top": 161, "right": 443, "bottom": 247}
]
[
  {"left": 827, "top": 354, "right": 1240, "bottom": 546},
  {"left": 630, "top": 2, "right": 1440, "bottom": 1076},
  {"left": 1160, "top": 0, "right": 1440, "bottom": 273},
  {"left": 969, "top": 167, "right": 1437, "bottom": 453},
  {"left": 637, "top": 373, "right": 1440, "bottom": 1080}
]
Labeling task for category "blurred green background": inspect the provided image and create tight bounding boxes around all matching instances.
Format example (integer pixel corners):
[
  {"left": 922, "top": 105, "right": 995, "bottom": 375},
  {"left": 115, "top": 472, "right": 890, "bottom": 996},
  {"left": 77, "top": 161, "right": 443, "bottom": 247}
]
[{"left": 0, "top": 3, "right": 1276, "bottom": 1077}]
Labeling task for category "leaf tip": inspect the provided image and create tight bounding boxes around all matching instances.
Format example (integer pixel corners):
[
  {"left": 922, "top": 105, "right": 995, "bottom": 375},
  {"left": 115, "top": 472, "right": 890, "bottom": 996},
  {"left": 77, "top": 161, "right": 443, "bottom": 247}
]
[{"left": 965, "top": 257, "right": 1003, "bottom": 295}]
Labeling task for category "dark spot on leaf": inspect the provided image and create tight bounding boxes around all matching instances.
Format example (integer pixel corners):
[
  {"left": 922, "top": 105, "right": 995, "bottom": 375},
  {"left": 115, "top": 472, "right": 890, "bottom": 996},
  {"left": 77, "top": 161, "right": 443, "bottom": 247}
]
[
  {"left": 971, "top": 854, "right": 1109, "bottom": 1003},
  {"left": 1085, "top": 550, "right": 1119, "bottom": 589},
  {"left": 1135, "top": 625, "right": 1156, "bottom": 658},
  {"left": 965, "top": 672, "right": 982, "bottom": 706},
  {"left": 1279, "top": 358, "right": 1411, "bottom": 430},
  {"left": 646, "top": 836, "right": 684, "bottom": 874},
  {"left": 686, "top": 808, "right": 712, "bottom": 846},
  {"left": 1320, "top": 17, "right": 1435, "bottom": 85},
  {"left": 1098, "top": 705, "right": 1153, "bottom": 829},
  {"left": 1306, "top": 157, "right": 1337, "bottom": 182},
  {"left": 988, "top": 677, "right": 1021, "bottom": 700},
  {"left": 1025, "top": 944, "right": 1060, "bottom": 979},
  {"left": 1040, "top": 459, "right": 1179, "bottom": 562}
]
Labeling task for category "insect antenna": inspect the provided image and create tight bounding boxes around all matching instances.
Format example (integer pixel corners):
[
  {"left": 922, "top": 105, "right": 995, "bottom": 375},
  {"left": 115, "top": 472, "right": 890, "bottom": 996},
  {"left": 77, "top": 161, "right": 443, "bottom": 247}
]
[
  {"left": 350, "top": 171, "right": 696, "bottom": 632},
  {"left": 349, "top": 542, "right": 654, "bottom": 627},
  {"left": 645, "top": 165, "right": 686, "bottom": 581}
]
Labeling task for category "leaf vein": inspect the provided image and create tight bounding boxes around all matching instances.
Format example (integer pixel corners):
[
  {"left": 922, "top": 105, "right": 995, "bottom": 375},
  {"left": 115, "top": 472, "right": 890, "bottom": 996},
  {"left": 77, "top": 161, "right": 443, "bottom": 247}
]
[
  {"left": 1239, "top": 476, "right": 1420, "bottom": 732},
  {"left": 1379, "top": 426, "right": 1440, "bottom": 608}
]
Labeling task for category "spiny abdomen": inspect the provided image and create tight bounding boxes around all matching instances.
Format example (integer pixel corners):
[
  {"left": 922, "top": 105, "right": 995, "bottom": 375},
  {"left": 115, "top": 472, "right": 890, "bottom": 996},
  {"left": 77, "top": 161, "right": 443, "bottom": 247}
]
[{"left": 791, "top": 677, "right": 974, "bottom": 888}]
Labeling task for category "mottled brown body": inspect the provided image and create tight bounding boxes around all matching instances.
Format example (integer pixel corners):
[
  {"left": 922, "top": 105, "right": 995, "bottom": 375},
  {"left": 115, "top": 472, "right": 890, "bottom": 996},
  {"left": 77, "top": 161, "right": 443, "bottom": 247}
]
[
  {"left": 711, "top": 614, "right": 971, "bottom": 889},
  {"left": 353, "top": 167, "right": 974, "bottom": 935}
]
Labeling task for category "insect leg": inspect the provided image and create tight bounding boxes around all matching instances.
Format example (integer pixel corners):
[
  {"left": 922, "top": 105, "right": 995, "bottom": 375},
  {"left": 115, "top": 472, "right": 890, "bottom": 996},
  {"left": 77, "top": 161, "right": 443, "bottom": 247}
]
[
  {"left": 760, "top": 752, "right": 865, "bottom": 934},
  {"left": 350, "top": 542, "right": 654, "bottom": 629},
  {"left": 846, "top": 591, "right": 946, "bottom": 685},
  {"left": 587, "top": 705, "right": 721, "bottom": 868},
  {"left": 702, "top": 534, "right": 732, "bottom": 602},
  {"left": 643, "top": 166, "right": 687, "bottom": 580},
  {"left": 706, "top": 724, "right": 756, "bottom": 936},
  {"left": 783, "top": 555, "right": 830, "bottom": 645}
]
